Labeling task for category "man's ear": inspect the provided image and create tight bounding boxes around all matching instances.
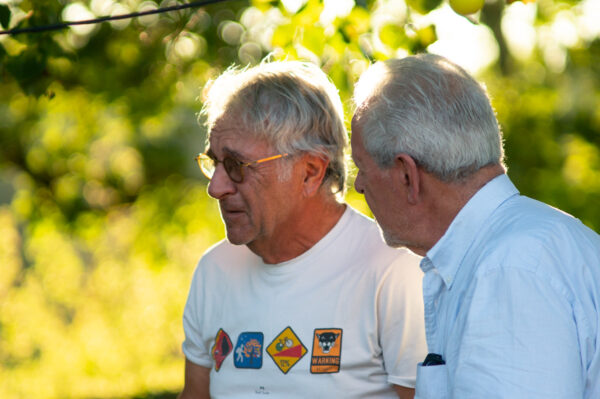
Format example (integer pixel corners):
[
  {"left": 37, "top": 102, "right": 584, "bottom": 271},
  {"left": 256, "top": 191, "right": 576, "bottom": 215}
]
[
  {"left": 301, "top": 154, "right": 329, "bottom": 197},
  {"left": 394, "top": 153, "right": 421, "bottom": 205}
]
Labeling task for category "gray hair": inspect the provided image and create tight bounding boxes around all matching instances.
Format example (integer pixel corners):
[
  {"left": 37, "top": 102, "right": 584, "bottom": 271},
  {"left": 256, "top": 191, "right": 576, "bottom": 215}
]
[
  {"left": 201, "top": 60, "right": 348, "bottom": 194},
  {"left": 353, "top": 54, "right": 505, "bottom": 182}
]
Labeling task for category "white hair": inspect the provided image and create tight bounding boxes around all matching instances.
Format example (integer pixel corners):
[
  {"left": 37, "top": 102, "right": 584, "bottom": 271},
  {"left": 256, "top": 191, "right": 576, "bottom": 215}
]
[
  {"left": 353, "top": 54, "right": 505, "bottom": 182},
  {"left": 201, "top": 60, "right": 348, "bottom": 194}
]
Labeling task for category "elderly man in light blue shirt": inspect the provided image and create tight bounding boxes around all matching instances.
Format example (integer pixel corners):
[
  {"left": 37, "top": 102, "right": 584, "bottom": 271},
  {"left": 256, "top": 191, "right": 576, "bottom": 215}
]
[{"left": 350, "top": 53, "right": 600, "bottom": 399}]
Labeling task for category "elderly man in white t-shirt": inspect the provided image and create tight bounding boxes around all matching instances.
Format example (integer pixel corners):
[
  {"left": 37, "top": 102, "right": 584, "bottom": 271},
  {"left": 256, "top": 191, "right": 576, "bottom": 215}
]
[{"left": 178, "top": 60, "right": 427, "bottom": 399}]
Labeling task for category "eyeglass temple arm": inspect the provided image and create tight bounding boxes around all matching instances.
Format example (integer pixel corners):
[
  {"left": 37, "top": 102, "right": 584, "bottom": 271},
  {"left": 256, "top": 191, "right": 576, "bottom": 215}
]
[{"left": 248, "top": 153, "right": 289, "bottom": 166}]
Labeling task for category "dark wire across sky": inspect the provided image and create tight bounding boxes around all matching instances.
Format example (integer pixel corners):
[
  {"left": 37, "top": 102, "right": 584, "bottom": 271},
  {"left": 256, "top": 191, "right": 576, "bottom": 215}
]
[{"left": 0, "top": 0, "right": 231, "bottom": 36}]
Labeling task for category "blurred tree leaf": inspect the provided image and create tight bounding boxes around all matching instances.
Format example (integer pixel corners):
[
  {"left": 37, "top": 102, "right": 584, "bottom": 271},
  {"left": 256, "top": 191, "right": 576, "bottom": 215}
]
[
  {"left": 4, "top": 46, "right": 50, "bottom": 95},
  {"left": 0, "top": 4, "right": 11, "bottom": 29},
  {"left": 1, "top": 36, "right": 28, "bottom": 56},
  {"left": 379, "top": 24, "right": 408, "bottom": 49},
  {"left": 411, "top": 24, "right": 437, "bottom": 53},
  {"left": 272, "top": 22, "right": 295, "bottom": 48},
  {"left": 301, "top": 25, "right": 325, "bottom": 56},
  {"left": 355, "top": 0, "right": 377, "bottom": 9},
  {"left": 291, "top": 0, "right": 323, "bottom": 25},
  {"left": 340, "top": 7, "right": 371, "bottom": 42},
  {"left": 406, "top": 0, "right": 444, "bottom": 14},
  {"left": 251, "top": 0, "right": 279, "bottom": 12}
]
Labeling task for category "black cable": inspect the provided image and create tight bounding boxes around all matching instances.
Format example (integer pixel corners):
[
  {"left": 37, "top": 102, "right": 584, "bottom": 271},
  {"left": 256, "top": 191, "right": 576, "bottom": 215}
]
[{"left": 0, "top": 0, "right": 231, "bottom": 36}]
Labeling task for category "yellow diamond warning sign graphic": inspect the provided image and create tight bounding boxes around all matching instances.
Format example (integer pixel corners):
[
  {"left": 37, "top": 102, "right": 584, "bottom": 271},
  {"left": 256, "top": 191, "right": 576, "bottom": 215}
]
[{"left": 266, "top": 326, "right": 307, "bottom": 374}]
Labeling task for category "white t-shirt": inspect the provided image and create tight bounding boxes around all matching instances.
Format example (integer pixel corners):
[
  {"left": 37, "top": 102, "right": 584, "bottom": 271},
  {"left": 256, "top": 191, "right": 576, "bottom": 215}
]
[{"left": 182, "top": 206, "right": 427, "bottom": 398}]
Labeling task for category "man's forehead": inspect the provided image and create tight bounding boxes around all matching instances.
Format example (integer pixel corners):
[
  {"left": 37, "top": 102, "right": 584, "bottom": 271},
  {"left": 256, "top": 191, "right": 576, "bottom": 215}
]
[
  {"left": 209, "top": 112, "right": 246, "bottom": 132},
  {"left": 207, "top": 133, "right": 244, "bottom": 156},
  {"left": 208, "top": 117, "right": 246, "bottom": 146},
  {"left": 209, "top": 120, "right": 243, "bottom": 138},
  {"left": 208, "top": 125, "right": 273, "bottom": 157}
]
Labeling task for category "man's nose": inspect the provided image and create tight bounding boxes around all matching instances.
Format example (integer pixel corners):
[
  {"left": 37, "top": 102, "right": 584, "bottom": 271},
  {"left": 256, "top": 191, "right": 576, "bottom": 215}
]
[{"left": 207, "top": 164, "right": 236, "bottom": 199}]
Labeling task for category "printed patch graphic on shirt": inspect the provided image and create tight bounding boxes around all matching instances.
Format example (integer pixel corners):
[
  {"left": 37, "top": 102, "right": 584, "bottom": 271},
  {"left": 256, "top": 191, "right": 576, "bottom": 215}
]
[
  {"left": 234, "top": 332, "right": 264, "bottom": 369},
  {"left": 310, "top": 328, "right": 342, "bottom": 374},
  {"left": 266, "top": 326, "right": 307, "bottom": 374},
  {"left": 211, "top": 329, "right": 233, "bottom": 371}
]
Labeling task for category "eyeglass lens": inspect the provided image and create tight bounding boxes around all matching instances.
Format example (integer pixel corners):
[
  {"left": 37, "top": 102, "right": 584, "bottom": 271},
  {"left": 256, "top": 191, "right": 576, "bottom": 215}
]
[
  {"left": 223, "top": 157, "right": 243, "bottom": 182},
  {"left": 198, "top": 154, "right": 244, "bottom": 183}
]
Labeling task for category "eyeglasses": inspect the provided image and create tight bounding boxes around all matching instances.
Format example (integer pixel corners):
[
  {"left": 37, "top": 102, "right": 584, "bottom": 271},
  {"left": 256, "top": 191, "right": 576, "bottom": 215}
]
[{"left": 195, "top": 152, "right": 289, "bottom": 183}]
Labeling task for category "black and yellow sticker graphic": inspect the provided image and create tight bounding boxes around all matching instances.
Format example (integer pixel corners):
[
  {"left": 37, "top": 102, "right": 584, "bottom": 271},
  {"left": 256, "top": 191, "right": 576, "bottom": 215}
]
[
  {"left": 266, "top": 326, "right": 307, "bottom": 374},
  {"left": 310, "top": 328, "right": 342, "bottom": 374}
]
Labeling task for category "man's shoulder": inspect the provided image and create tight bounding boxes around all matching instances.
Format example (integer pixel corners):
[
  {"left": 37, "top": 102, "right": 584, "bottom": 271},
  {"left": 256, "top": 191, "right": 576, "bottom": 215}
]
[
  {"left": 343, "top": 207, "right": 385, "bottom": 241},
  {"left": 198, "top": 239, "right": 252, "bottom": 269},
  {"left": 488, "top": 195, "right": 598, "bottom": 249},
  {"left": 471, "top": 194, "right": 600, "bottom": 277},
  {"left": 188, "top": 240, "right": 261, "bottom": 288}
]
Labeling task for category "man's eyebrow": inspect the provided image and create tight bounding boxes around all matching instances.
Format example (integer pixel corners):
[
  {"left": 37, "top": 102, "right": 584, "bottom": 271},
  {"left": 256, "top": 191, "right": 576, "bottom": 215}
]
[
  {"left": 205, "top": 147, "right": 241, "bottom": 160},
  {"left": 222, "top": 147, "right": 246, "bottom": 161}
]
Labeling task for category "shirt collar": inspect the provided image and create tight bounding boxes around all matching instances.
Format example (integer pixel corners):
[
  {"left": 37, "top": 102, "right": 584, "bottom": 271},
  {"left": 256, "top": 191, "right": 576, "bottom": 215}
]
[{"left": 421, "top": 174, "right": 519, "bottom": 289}]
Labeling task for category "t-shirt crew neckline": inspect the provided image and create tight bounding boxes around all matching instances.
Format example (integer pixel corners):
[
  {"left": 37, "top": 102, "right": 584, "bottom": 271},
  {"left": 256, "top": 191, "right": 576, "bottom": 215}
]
[{"left": 256, "top": 205, "right": 352, "bottom": 276}]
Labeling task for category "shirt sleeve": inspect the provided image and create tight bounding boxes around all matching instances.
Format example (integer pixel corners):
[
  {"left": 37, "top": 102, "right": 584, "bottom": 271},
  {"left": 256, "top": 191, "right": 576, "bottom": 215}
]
[
  {"left": 378, "top": 250, "right": 428, "bottom": 388},
  {"left": 181, "top": 261, "right": 213, "bottom": 368},
  {"left": 452, "top": 264, "right": 584, "bottom": 398}
]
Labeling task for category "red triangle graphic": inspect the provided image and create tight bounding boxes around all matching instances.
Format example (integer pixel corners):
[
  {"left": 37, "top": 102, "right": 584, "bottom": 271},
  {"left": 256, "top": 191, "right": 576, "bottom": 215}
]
[{"left": 273, "top": 344, "right": 303, "bottom": 358}]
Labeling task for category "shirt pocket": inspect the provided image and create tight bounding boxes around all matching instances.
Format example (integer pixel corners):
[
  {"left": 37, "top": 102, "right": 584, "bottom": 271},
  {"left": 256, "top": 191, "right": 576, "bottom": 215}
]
[{"left": 415, "top": 362, "right": 449, "bottom": 399}]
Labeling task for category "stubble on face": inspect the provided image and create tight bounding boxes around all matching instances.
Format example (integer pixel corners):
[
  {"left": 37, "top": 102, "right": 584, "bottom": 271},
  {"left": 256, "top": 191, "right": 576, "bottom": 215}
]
[
  {"left": 380, "top": 226, "right": 404, "bottom": 248},
  {"left": 220, "top": 202, "right": 253, "bottom": 245},
  {"left": 206, "top": 122, "right": 277, "bottom": 247},
  {"left": 219, "top": 162, "right": 283, "bottom": 247},
  {"left": 232, "top": 170, "right": 300, "bottom": 252},
  {"left": 351, "top": 117, "right": 425, "bottom": 254}
]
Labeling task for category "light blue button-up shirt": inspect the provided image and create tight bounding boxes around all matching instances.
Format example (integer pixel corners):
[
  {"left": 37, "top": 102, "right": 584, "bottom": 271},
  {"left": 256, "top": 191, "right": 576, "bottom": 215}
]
[{"left": 415, "top": 174, "right": 600, "bottom": 399}]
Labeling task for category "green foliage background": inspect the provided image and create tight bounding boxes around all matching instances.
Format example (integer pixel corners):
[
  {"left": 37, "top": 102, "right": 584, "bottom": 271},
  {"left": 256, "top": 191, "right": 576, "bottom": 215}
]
[{"left": 0, "top": 0, "right": 598, "bottom": 397}]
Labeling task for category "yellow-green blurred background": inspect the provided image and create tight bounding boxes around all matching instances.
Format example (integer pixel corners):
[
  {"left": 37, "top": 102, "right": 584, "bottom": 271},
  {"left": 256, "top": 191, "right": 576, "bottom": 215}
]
[{"left": 1, "top": 0, "right": 599, "bottom": 397}]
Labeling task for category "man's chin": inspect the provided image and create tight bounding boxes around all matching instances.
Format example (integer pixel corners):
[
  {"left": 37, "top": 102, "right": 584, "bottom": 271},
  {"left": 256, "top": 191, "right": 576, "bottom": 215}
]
[
  {"left": 381, "top": 228, "right": 406, "bottom": 249},
  {"left": 225, "top": 234, "right": 249, "bottom": 246},
  {"left": 380, "top": 229, "right": 426, "bottom": 255},
  {"left": 383, "top": 236, "right": 405, "bottom": 249},
  {"left": 224, "top": 228, "right": 253, "bottom": 246}
]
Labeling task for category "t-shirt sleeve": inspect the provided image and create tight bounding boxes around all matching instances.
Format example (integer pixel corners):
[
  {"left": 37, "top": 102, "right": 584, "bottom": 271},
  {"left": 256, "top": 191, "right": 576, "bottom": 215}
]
[
  {"left": 181, "top": 261, "right": 213, "bottom": 368},
  {"left": 378, "top": 250, "right": 428, "bottom": 388}
]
